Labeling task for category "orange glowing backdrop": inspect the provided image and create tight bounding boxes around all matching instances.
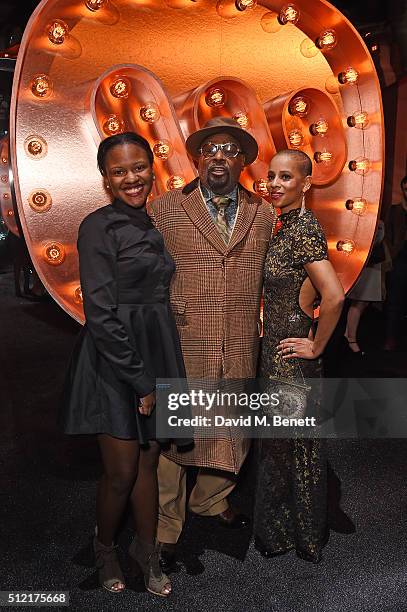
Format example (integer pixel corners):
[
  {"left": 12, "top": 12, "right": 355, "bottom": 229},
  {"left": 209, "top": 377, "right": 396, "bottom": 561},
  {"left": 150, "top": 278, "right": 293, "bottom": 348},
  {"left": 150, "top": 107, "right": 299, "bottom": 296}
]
[{"left": 10, "top": 0, "right": 384, "bottom": 322}]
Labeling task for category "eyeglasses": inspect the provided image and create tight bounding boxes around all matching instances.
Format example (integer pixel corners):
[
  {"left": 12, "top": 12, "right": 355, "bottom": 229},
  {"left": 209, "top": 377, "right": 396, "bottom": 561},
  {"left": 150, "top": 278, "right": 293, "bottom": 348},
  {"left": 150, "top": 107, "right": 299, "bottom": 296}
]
[{"left": 199, "top": 142, "right": 242, "bottom": 158}]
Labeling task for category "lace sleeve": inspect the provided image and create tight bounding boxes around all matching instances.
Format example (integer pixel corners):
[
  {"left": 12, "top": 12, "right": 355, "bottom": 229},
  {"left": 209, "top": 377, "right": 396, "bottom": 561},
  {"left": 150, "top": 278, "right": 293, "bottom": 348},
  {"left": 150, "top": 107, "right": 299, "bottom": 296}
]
[{"left": 292, "top": 211, "right": 328, "bottom": 267}]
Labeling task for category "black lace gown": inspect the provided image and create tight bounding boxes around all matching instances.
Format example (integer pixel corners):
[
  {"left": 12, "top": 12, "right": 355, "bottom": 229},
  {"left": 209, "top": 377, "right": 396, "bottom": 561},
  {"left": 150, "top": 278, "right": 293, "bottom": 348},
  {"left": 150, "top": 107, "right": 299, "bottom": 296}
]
[{"left": 254, "top": 207, "right": 329, "bottom": 563}]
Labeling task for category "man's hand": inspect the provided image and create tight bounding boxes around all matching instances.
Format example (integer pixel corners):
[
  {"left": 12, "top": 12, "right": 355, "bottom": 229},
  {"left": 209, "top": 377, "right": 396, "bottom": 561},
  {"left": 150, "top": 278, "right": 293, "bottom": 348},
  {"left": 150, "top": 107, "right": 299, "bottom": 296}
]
[{"left": 138, "top": 391, "right": 156, "bottom": 416}]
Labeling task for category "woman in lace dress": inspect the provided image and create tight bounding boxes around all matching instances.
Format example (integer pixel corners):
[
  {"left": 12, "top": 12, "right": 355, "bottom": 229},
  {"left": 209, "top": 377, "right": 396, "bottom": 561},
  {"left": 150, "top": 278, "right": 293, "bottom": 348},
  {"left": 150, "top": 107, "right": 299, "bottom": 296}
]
[{"left": 254, "top": 149, "right": 344, "bottom": 563}]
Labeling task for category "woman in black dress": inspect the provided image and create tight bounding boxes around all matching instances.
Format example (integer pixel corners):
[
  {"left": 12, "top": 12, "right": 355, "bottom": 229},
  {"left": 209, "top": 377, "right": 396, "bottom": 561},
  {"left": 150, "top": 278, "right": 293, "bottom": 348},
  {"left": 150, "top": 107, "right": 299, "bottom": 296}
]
[
  {"left": 254, "top": 149, "right": 344, "bottom": 563},
  {"left": 62, "top": 132, "right": 187, "bottom": 597}
]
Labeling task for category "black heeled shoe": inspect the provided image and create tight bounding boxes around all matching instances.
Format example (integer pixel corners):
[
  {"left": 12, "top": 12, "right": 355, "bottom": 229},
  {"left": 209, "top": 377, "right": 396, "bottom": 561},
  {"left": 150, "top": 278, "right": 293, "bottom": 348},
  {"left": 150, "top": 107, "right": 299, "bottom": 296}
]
[{"left": 345, "top": 338, "right": 365, "bottom": 356}]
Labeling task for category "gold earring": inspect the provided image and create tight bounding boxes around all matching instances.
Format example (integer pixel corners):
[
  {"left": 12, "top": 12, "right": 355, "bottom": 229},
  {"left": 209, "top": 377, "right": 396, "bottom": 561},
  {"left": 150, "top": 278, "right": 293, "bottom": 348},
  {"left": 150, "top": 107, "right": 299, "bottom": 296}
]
[{"left": 299, "top": 191, "right": 306, "bottom": 216}]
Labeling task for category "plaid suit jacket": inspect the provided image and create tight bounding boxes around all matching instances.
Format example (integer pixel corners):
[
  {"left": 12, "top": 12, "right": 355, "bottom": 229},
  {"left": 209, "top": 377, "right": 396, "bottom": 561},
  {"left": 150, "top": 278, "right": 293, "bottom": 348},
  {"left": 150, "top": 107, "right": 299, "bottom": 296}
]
[{"left": 150, "top": 178, "right": 276, "bottom": 472}]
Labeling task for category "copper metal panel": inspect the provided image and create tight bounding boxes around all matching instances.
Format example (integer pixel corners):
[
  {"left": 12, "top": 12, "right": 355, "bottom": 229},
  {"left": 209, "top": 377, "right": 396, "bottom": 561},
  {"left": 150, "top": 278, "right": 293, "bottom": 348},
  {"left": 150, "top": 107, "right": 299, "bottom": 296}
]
[
  {"left": 265, "top": 86, "right": 348, "bottom": 185},
  {"left": 10, "top": 0, "right": 384, "bottom": 322}
]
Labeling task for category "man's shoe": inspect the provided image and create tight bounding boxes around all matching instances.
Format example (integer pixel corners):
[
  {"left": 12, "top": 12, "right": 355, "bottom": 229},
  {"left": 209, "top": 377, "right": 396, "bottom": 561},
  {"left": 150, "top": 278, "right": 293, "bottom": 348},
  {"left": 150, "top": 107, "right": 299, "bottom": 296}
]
[
  {"left": 158, "top": 542, "right": 177, "bottom": 573},
  {"left": 215, "top": 507, "right": 249, "bottom": 529}
]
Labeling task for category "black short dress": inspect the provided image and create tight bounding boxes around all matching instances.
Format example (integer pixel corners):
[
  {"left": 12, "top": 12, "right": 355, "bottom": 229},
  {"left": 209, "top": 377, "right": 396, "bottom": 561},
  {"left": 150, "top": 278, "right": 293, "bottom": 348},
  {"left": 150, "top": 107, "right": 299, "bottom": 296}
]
[{"left": 61, "top": 197, "right": 187, "bottom": 443}]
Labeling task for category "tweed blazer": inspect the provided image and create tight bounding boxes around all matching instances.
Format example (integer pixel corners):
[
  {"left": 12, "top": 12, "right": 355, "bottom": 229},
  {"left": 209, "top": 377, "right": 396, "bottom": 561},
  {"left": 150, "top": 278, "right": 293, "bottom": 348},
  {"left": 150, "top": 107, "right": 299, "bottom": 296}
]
[{"left": 150, "top": 178, "right": 276, "bottom": 472}]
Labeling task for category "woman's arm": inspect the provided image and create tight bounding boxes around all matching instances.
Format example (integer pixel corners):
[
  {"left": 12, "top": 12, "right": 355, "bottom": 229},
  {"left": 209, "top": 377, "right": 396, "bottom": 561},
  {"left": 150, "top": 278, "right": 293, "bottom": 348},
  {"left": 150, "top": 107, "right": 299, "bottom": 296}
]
[
  {"left": 278, "top": 259, "right": 344, "bottom": 360},
  {"left": 305, "top": 259, "right": 344, "bottom": 356}
]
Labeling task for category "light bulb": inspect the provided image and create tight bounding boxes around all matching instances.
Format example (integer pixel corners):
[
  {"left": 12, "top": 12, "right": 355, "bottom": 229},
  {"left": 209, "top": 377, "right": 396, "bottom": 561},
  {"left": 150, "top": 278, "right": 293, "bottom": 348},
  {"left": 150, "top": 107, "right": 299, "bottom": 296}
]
[
  {"left": 167, "top": 176, "right": 186, "bottom": 190},
  {"left": 314, "top": 150, "right": 333, "bottom": 164},
  {"left": 309, "top": 119, "right": 329, "bottom": 137},
  {"left": 348, "top": 157, "right": 370, "bottom": 175},
  {"left": 74, "top": 286, "right": 83, "bottom": 304},
  {"left": 288, "top": 129, "right": 304, "bottom": 148},
  {"left": 216, "top": 0, "right": 254, "bottom": 18},
  {"left": 205, "top": 88, "right": 227, "bottom": 108},
  {"left": 110, "top": 77, "right": 130, "bottom": 99},
  {"left": 235, "top": 0, "right": 257, "bottom": 10},
  {"left": 153, "top": 140, "right": 173, "bottom": 160},
  {"left": 253, "top": 179, "right": 269, "bottom": 196},
  {"left": 47, "top": 19, "right": 69, "bottom": 45},
  {"left": 1, "top": 157, "right": 6, "bottom": 164},
  {"left": 24, "top": 136, "right": 48, "bottom": 159},
  {"left": 338, "top": 67, "right": 359, "bottom": 85},
  {"left": 103, "top": 115, "right": 124, "bottom": 135},
  {"left": 31, "top": 74, "right": 53, "bottom": 98},
  {"left": 278, "top": 4, "right": 300, "bottom": 25},
  {"left": 85, "top": 0, "right": 106, "bottom": 10},
  {"left": 347, "top": 111, "right": 369, "bottom": 129},
  {"left": 28, "top": 190, "right": 52, "bottom": 213},
  {"left": 3, "top": 193, "right": 9, "bottom": 199},
  {"left": 315, "top": 29, "right": 337, "bottom": 50},
  {"left": 27, "top": 140, "right": 43, "bottom": 156},
  {"left": 260, "top": 12, "right": 282, "bottom": 33},
  {"left": 1, "top": 175, "right": 8, "bottom": 183},
  {"left": 43, "top": 242, "right": 66, "bottom": 265},
  {"left": 288, "top": 96, "right": 310, "bottom": 118},
  {"left": 336, "top": 239, "right": 355, "bottom": 255},
  {"left": 345, "top": 198, "right": 367, "bottom": 216},
  {"left": 232, "top": 112, "right": 250, "bottom": 129},
  {"left": 139, "top": 102, "right": 160, "bottom": 123}
]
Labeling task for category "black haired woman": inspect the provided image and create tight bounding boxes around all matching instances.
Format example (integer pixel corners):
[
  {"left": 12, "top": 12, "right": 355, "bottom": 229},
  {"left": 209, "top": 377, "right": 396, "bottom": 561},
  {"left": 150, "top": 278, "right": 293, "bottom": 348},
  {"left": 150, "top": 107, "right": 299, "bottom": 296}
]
[{"left": 61, "top": 132, "right": 188, "bottom": 597}]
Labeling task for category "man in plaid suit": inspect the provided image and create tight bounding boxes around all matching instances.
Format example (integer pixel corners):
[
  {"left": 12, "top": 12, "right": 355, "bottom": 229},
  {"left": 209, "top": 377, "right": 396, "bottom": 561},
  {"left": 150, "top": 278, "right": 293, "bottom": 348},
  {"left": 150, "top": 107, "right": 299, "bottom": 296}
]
[{"left": 149, "top": 117, "right": 276, "bottom": 568}]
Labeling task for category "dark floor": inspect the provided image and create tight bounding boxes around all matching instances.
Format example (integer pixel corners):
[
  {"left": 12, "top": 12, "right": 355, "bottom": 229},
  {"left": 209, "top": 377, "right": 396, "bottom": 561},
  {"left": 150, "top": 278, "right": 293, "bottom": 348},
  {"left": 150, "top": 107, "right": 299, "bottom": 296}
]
[{"left": 1, "top": 264, "right": 407, "bottom": 612}]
